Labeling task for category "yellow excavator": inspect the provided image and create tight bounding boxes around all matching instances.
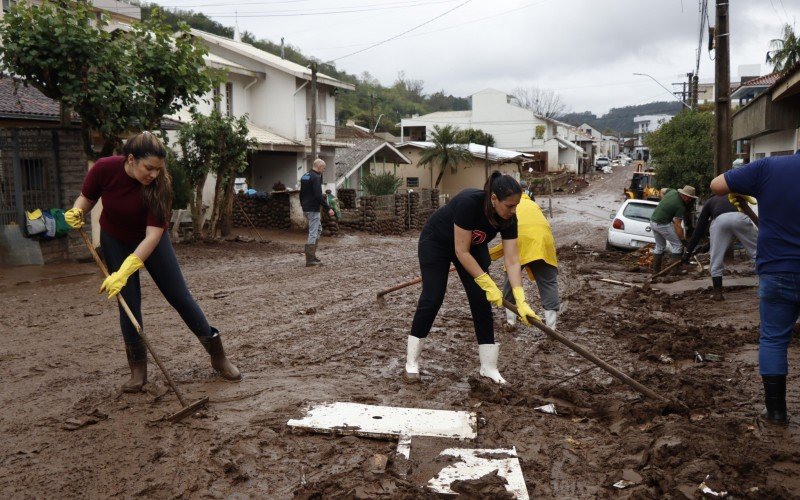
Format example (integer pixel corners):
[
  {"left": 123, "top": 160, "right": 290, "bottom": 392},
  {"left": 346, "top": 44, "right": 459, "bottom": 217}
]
[{"left": 624, "top": 162, "right": 661, "bottom": 200}]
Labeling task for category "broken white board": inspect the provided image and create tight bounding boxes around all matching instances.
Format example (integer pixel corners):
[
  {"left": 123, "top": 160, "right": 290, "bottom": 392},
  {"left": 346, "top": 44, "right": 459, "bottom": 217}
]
[
  {"left": 286, "top": 402, "right": 476, "bottom": 440},
  {"left": 427, "top": 447, "right": 529, "bottom": 499}
]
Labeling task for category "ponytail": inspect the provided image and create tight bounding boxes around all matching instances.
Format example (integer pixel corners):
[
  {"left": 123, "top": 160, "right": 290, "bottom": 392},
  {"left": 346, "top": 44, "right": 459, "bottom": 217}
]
[
  {"left": 483, "top": 171, "right": 522, "bottom": 228},
  {"left": 122, "top": 131, "right": 172, "bottom": 223}
]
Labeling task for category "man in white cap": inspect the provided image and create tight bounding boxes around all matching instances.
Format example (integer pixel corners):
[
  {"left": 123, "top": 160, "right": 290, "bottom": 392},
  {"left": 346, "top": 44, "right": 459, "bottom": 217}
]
[{"left": 648, "top": 185, "right": 698, "bottom": 274}]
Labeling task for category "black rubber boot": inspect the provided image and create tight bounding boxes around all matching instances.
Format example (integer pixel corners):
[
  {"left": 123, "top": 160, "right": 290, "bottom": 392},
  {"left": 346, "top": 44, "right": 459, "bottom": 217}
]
[
  {"left": 304, "top": 244, "right": 319, "bottom": 267},
  {"left": 122, "top": 342, "right": 147, "bottom": 393},
  {"left": 669, "top": 253, "right": 684, "bottom": 275},
  {"left": 312, "top": 242, "right": 321, "bottom": 263},
  {"left": 652, "top": 253, "right": 664, "bottom": 274},
  {"left": 711, "top": 276, "right": 724, "bottom": 301},
  {"left": 200, "top": 329, "right": 242, "bottom": 381},
  {"left": 762, "top": 375, "right": 788, "bottom": 424}
]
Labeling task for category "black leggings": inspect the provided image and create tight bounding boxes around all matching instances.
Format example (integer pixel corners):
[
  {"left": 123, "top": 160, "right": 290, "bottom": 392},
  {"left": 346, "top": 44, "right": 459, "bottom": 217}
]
[
  {"left": 410, "top": 233, "right": 495, "bottom": 344},
  {"left": 101, "top": 230, "right": 214, "bottom": 362}
]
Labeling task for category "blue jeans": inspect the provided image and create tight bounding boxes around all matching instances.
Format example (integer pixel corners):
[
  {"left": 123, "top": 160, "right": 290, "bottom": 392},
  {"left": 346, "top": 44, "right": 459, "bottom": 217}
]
[
  {"left": 305, "top": 211, "right": 322, "bottom": 245},
  {"left": 758, "top": 273, "right": 800, "bottom": 376}
]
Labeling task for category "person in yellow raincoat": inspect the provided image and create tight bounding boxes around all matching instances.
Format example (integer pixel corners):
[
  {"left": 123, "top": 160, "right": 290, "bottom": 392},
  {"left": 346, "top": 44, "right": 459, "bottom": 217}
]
[{"left": 489, "top": 192, "right": 561, "bottom": 329}]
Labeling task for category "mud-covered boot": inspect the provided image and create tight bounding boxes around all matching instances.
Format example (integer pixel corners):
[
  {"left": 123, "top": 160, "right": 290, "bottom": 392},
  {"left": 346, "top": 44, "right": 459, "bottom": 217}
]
[
  {"left": 670, "top": 253, "right": 684, "bottom": 275},
  {"left": 478, "top": 343, "right": 507, "bottom": 384},
  {"left": 122, "top": 342, "right": 147, "bottom": 393},
  {"left": 311, "top": 242, "right": 322, "bottom": 263},
  {"left": 200, "top": 329, "right": 242, "bottom": 381},
  {"left": 404, "top": 335, "right": 423, "bottom": 382},
  {"left": 304, "top": 244, "right": 319, "bottom": 267},
  {"left": 762, "top": 375, "right": 788, "bottom": 424},
  {"left": 711, "top": 276, "right": 724, "bottom": 301},
  {"left": 652, "top": 253, "right": 664, "bottom": 275}
]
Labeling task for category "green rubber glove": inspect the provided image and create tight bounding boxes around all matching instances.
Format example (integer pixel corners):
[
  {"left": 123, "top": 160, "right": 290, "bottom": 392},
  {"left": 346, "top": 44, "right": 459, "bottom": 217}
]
[
  {"left": 512, "top": 286, "right": 541, "bottom": 326},
  {"left": 64, "top": 207, "right": 85, "bottom": 229},
  {"left": 100, "top": 254, "right": 144, "bottom": 299},
  {"left": 474, "top": 273, "right": 503, "bottom": 307}
]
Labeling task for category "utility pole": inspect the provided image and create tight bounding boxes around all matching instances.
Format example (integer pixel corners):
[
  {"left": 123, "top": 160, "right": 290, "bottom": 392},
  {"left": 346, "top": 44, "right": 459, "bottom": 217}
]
[
  {"left": 714, "top": 0, "right": 730, "bottom": 176},
  {"left": 370, "top": 93, "right": 375, "bottom": 137},
  {"left": 310, "top": 62, "right": 318, "bottom": 169},
  {"left": 692, "top": 74, "right": 699, "bottom": 109}
]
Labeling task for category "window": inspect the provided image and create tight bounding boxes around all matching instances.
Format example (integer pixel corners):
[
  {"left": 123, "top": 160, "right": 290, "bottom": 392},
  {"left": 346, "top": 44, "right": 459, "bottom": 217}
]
[
  {"left": 623, "top": 202, "right": 657, "bottom": 222},
  {"left": 3, "top": 0, "right": 16, "bottom": 13},
  {"left": 225, "top": 82, "right": 233, "bottom": 117},
  {"left": 770, "top": 150, "right": 793, "bottom": 156},
  {"left": 535, "top": 125, "right": 545, "bottom": 139},
  {"left": 754, "top": 153, "right": 766, "bottom": 159},
  {"left": 406, "top": 177, "right": 419, "bottom": 188},
  {"left": 21, "top": 159, "right": 45, "bottom": 191},
  {"left": 213, "top": 86, "right": 221, "bottom": 113}
]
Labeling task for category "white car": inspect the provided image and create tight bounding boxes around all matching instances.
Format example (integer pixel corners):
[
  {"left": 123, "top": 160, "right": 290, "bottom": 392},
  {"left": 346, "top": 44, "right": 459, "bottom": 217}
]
[{"left": 606, "top": 199, "right": 659, "bottom": 250}]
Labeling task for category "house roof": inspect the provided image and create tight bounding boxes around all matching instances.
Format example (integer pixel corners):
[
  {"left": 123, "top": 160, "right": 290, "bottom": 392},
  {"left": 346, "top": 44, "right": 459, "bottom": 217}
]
[
  {"left": 397, "top": 141, "right": 533, "bottom": 163},
  {"left": 731, "top": 71, "right": 782, "bottom": 100},
  {"left": 770, "top": 60, "right": 800, "bottom": 101},
  {"left": 0, "top": 78, "right": 62, "bottom": 121},
  {"left": 246, "top": 122, "right": 301, "bottom": 149},
  {"left": 554, "top": 136, "right": 584, "bottom": 154},
  {"left": 334, "top": 138, "right": 411, "bottom": 186},
  {"left": 191, "top": 29, "right": 355, "bottom": 91},
  {"left": 205, "top": 53, "right": 263, "bottom": 78}
]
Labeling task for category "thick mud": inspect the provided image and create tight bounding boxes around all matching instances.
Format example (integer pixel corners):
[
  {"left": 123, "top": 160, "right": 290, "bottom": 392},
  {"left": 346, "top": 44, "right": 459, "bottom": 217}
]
[{"left": 3, "top": 166, "right": 800, "bottom": 498}]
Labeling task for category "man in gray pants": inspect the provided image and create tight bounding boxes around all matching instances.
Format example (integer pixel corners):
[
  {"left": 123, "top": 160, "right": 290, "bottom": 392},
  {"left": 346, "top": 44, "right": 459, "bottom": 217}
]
[
  {"left": 649, "top": 185, "right": 698, "bottom": 274},
  {"left": 684, "top": 194, "right": 757, "bottom": 300}
]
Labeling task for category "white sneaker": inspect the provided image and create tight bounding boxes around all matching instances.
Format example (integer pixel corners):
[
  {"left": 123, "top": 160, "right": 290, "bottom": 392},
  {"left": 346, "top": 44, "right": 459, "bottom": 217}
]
[
  {"left": 404, "top": 335, "right": 423, "bottom": 380},
  {"left": 478, "top": 343, "right": 507, "bottom": 384}
]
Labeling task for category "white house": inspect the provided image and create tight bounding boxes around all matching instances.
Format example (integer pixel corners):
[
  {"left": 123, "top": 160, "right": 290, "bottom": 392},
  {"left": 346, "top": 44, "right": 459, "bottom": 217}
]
[
  {"left": 578, "top": 122, "right": 619, "bottom": 159},
  {"left": 399, "top": 88, "right": 585, "bottom": 173},
  {"left": 633, "top": 114, "right": 673, "bottom": 161},
  {"left": 182, "top": 29, "right": 355, "bottom": 198}
]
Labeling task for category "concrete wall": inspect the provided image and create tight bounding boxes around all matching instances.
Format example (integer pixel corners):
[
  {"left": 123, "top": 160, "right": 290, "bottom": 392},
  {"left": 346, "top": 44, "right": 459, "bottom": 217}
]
[
  {"left": 750, "top": 128, "right": 799, "bottom": 158},
  {"left": 250, "top": 151, "right": 298, "bottom": 191}
]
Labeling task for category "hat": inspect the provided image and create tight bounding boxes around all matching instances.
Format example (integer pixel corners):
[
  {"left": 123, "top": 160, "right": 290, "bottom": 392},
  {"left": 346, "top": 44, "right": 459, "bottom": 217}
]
[{"left": 677, "top": 185, "right": 698, "bottom": 198}]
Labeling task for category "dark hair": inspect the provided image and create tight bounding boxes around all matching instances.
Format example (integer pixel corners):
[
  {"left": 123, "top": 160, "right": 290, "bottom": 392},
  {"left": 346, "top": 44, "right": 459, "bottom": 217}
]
[
  {"left": 483, "top": 171, "right": 522, "bottom": 228},
  {"left": 122, "top": 132, "right": 172, "bottom": 223}
]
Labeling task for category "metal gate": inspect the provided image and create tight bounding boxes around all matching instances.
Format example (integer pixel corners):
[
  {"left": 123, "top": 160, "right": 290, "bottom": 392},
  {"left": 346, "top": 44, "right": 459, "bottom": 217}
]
[{"left": 0, "top": 129, "right": 60, "bottom": 226}]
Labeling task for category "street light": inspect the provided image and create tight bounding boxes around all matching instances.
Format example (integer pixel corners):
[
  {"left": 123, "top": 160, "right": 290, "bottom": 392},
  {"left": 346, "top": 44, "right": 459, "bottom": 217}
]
[{"left": 632, "top": 73, "right": 691, "bottom": 109}]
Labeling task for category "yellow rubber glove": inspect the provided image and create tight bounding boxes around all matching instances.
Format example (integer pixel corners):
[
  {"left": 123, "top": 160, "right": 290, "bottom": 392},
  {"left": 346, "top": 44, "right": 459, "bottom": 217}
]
[
  {"left": 64, "top": 207, "right": 85, "bottom": 229},
  {"left": 100, "top": 254, "right": 144, "bottom": 299},
  {"left": 474, "top": 273, "right": 503, "bottom": 307},
  {"left": 728, "top": 193, "right": 756, "bottom": 212},
  {"left": 512, "top": 286, "right": 541, "bottom": 326}
]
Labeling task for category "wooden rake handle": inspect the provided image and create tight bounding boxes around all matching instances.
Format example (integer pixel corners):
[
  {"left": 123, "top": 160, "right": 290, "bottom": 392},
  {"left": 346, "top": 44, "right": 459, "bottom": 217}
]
[{"left": 376, "top": 266, "right": 456, "bottom": 299}]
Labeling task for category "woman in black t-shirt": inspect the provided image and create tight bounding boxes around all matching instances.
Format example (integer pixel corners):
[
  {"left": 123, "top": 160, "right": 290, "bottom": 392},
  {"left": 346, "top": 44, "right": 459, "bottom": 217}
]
[{"left": 405, "top": 172, "right": 540, "bottom": 384}]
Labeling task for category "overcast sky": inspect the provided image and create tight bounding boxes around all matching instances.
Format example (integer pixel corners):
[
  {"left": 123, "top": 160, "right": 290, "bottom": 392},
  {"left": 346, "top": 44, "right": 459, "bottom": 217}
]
[{"left": 150, "top": 0, "right": 798, "bottom": 115}]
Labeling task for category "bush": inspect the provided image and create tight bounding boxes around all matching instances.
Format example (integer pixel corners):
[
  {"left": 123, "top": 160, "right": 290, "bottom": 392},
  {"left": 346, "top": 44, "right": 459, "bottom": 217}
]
[
  {"left": 362, "top": 172, "right": 402, "bottom": 195},
  {"left": 168, "top": 150, "right": 191, "bottom": 210}
]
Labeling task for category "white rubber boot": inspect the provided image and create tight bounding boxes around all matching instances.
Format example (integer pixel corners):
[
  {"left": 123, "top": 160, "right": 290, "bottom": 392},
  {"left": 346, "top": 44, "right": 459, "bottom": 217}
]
[
  {"left": 404, "top": 335, "right": 423, "bottom": 381},
  {"left": 544, "top": 310, "right": 558, "bottom": 329},
  {"left": 505, "top": 309, "right": 517, "bottom": 327},
  {"left": 478, "top": 343, "right": 507, "bottom": 384}
]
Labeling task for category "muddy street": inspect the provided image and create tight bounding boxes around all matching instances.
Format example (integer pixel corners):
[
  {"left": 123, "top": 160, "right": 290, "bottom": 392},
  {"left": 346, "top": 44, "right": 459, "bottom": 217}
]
[{"left": 2, "top": 164, "right": 799, "bottom": 498}]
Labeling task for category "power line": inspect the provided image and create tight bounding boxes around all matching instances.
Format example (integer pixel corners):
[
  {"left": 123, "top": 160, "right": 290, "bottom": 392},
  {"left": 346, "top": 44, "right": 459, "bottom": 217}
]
[
  {"left": 109, "top": 0, "right": 458, "bottom": 14},
  {"left": 158, "top": 1, "right": 462, "bottom": 18},
  {"left": 328, "top": 0, "right": 473, "bottom": 62}
]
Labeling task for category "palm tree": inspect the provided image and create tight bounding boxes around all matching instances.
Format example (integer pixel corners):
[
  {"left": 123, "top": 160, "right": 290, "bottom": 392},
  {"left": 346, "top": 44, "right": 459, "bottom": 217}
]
[
  {"left": 418, "top": 125, "right": 473, "bottom": 189},
  {"left": 766, "top": 23, "right": 800, "bottom": 72}
]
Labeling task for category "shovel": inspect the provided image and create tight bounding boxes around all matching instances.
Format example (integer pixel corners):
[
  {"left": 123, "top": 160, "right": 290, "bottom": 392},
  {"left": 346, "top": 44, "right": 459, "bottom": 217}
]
[
  {"left": 503, "top": 300, "right": 688, "bottom": 412},
  {"left": 78, "top": 229, "right": 209, "bottom": 423}
]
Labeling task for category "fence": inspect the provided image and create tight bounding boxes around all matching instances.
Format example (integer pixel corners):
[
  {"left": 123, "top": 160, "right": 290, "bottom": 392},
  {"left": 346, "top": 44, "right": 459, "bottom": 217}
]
[{"left": 337, "top": 188, "right": 439, "bottom": 235}]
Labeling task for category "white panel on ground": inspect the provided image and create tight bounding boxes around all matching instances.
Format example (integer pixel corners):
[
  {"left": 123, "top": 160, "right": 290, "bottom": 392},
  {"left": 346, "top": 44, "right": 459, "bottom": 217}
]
[
  {"left": 286, "top": 402, "right": 477, "bottom": 440},
  {"left": 427, "top": 447, "right": 529, "bottom": 499}
]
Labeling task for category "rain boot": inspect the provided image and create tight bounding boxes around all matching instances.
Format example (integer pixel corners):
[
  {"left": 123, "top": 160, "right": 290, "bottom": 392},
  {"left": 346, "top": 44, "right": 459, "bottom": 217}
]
[
  {"left": 652, "top": 253, "right": 664, "bottom": 275},
  {"left": 404, "top": 335, "right": 423, "bottom": 382},
  {"left": 200, "top": 329, "right": 242, "bottom": 381},
  {"left": 544, "top": 309, "right": 558, "bottom": 329},
  {"left": 762, "top": 375, "right": 788, "bottom": 424},
  {"left": 122, "top": 342, "right": 147, "bottom": 393},
  {"left": 478, "top": 343, "right": 507, "bottom": 384},
  {"left": 304, "top": 244, "right": 319, "bottom": 267},
  {"left": 711, "top": 276, "right": 724, "bottom": 301},
  {"left": 670, "top": 253, "right": 684, "bottom": 275},
  {"left": 312, "top": 242, "right": 322, "bottom": 263}
]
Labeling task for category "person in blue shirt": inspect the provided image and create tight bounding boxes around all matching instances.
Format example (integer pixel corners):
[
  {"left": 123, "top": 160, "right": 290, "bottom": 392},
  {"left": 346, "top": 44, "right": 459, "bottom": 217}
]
[{"left": 710, "top": 151, "right": 800, "bottom": 424}]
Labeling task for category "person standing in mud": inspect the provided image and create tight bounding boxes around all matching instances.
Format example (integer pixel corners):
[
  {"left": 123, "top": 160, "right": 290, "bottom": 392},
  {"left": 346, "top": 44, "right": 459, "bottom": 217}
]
[
  {"left": 64, "top": 132, "right": 241, "bottom": 392},
  {"left": 488, "top": 191, "right": 561, "bottom": 329},
  {"left": 404, "top": 171, "right": 540, "bottom": 385},
  {"left": 711, "top": 151, "right": 800, "bottom": 425},
  {"left": 649, "top": 185, "right": 698, "bottom": 274},
  {"left": 300, "top": 159, "right": 335, "bottom": 266},
  {"left": 683, "top": 194, "right": 757, "bottom": 300}
]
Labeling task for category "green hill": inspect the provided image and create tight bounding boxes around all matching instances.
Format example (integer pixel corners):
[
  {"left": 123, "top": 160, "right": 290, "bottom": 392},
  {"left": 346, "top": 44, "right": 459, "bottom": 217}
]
[{"left": 561, "top": 101, "right": 683, "bottom": 135}]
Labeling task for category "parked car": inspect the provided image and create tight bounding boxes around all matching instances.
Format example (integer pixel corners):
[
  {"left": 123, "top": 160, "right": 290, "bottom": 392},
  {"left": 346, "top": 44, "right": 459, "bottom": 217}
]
[
  {"left": 234, "top": 177, "right": 248, "bottom": 194},
  {"left": 594, "top": 156, "right": 610, "bottom": 170},
  {"left": 606, "top": 199, "right": 659, "bottom": 250}
]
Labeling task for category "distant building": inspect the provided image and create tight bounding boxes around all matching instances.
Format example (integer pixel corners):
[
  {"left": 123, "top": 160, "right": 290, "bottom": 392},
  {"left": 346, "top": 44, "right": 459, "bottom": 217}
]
[{"left": 633, "top": 114, "right": 673, "bottom": 161}]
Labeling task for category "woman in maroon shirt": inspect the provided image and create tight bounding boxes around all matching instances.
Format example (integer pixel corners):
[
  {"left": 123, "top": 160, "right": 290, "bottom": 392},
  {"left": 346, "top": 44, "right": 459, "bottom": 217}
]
[{"left": 64, "top": 132, "right": 241, "bottom": 392}]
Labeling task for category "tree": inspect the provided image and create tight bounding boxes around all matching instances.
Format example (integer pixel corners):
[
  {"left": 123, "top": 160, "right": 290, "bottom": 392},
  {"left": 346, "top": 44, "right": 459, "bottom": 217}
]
[
  {"left": 645, "top": 110, "right": 715, "bottom": 197},
  {"left": 456, "top": 128, "right": 495, "bottom": 147},
  {"left": 0, "top": 2, "right": 216, "bottom": 159},
  {"left": 511, "top": 86, "right": 568, "bottom": 119},
  {"left": 175, "top": 111, "right": 253, "bottom": 239},
  {"left": 418, "top": 125, "right": 473, "bottom": 189},
  {"left": 766, "top": 23, "right": 800, "bottom": 72}
]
